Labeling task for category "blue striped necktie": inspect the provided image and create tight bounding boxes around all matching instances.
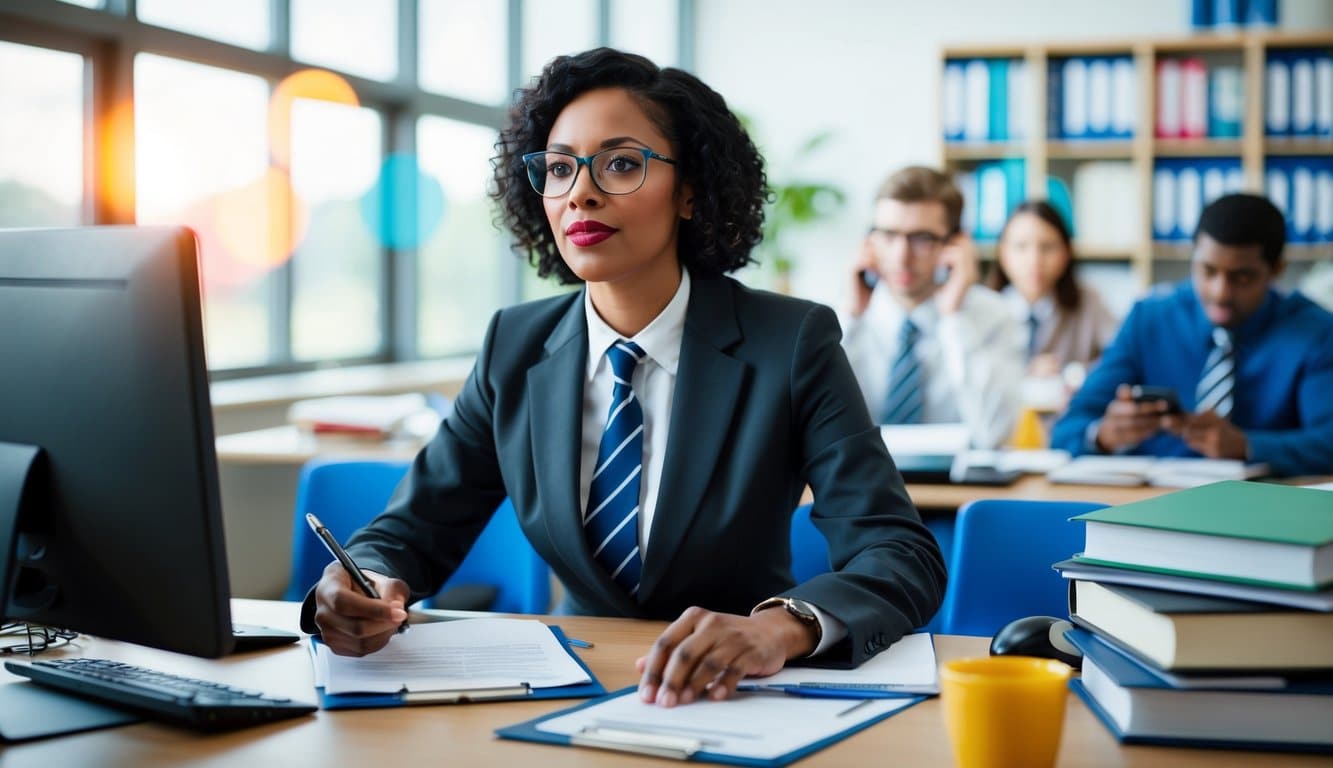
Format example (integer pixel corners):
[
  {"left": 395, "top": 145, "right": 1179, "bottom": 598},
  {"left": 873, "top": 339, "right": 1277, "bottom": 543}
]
[
  {"left": 584, "top": 340, "right": 646, "bottom": 597},
  {"left": 1026, "top": 312, "right": 1041, "bottom": 360},
  {"left": 1195, "top": 327, "right": 1235, "bottom": 418},
  {"left": 880, "top": 319, "right": 923, "bottom": 424}
]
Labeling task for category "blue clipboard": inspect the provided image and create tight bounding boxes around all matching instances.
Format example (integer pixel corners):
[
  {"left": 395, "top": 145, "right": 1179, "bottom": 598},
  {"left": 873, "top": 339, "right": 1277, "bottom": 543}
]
[
  {"left": 310, "top": 625, "right": 605, "bottom": 709},
  {"left": 495, "top": 685, "right": 926, "bottom": 766}
]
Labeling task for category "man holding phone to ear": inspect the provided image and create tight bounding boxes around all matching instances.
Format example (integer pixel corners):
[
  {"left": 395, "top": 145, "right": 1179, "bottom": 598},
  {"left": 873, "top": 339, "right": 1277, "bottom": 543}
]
[
  {"left": 841, "top": 166, "right": 1024, "bottom": 449},
  {"left": 1051, "top": 194, "right": 1333, "bottom": 476}
]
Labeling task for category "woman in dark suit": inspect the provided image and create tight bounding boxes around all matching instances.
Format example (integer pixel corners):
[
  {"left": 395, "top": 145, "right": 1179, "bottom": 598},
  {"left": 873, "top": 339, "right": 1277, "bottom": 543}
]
[{"left": 308, "top": 48, "right": 945, "bottom": 707}]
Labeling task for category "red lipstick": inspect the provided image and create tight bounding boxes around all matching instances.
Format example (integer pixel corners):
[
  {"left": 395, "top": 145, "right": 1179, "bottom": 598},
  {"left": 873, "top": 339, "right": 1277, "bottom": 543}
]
[{"left": 565, "top": 219, "right": 617, "bottom": 247}]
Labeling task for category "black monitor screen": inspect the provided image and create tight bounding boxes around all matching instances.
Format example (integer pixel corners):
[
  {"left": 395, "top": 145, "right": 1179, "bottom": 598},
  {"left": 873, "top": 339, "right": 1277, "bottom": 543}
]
[{"left": 0, "top": 226, "right": 233, "bottom": 658}]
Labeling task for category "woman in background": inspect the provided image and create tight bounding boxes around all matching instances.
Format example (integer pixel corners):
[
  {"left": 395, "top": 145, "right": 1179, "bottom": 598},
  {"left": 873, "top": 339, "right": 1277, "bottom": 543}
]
[{"left": 986, "top": 200, "right": 1119, "bottom": 380}]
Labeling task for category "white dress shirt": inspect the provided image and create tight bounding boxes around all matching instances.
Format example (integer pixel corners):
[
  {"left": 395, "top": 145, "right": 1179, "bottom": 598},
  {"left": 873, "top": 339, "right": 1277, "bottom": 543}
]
[
  {"left": 579, "top": 268, "right": 844, "bottom": 654},
  {"left": 841, "top": 284, "right": 1025, "bottom": 449},
  {"left": 1002, "top": 287, "right": 1054, "bottom": 358}
]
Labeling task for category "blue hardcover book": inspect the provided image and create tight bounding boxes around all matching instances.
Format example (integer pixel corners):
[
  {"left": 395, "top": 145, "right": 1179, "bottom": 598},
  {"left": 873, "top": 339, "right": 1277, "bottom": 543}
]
[{"left": 1068, "top": 627, "right": 1333, "bottom": 753}]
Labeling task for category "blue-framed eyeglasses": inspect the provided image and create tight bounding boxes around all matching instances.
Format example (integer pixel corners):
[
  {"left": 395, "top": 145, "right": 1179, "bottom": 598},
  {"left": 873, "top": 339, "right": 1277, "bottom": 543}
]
[{"left": 522, "top": 146, "right": 677, "bottom": 198}]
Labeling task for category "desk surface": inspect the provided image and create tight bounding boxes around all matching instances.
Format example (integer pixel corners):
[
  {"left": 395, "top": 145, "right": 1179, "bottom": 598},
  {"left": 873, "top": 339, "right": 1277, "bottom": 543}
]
[{"left": 1, "top": 600, "right": 1324, "bottom": 767}]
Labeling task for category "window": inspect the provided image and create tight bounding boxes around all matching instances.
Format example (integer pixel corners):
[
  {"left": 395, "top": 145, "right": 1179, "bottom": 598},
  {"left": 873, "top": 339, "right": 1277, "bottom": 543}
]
[
  {"left": 416, "top": 115, "right": 507, "bottom": 355},
  {"left": 289, "top": 99, "right": 385, "bottom": 362},
  {"left": 291, "top": 0, "right": 398, "bottom": 82},
  {"left": 419, "top": 0, "right": 508, "bottom": 105},
  {"left": 0, "top": 42, "right": 84, "bottom": 228},
  {"left": 610, "top": 0, "right": 678, "bottom": 67},
  {"left": 137, "top": 0, "right": 271, "bottom": 51},
  {"left": 135, "top": 53, "right": 272, "bottom": 370},
  {"left": 522, "top": 0, "right": 598, "bottom": 82}
]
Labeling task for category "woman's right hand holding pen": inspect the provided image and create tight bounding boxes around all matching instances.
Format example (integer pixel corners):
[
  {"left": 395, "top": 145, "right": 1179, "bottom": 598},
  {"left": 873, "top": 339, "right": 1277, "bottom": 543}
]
[{"left": 313, "top": 561, "right": 410, "bottom": 656}]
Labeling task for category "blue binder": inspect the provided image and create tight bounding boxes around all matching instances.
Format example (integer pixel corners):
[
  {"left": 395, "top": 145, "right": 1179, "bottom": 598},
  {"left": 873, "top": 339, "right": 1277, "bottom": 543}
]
[
  {"left": 1067, "top": 628, "right": 1333, "bottom": 754},
  {"left": 310, "top": 625, "right": 606, "bottom": 709},
  {"left": 496, "top": 686, "right": 926, "bottom": 766}
]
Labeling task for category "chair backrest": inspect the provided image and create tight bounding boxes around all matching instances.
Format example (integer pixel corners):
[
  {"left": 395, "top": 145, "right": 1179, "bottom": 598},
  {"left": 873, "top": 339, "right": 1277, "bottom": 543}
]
[
  {"left": 284, "top": 458, "right": 550, "bottom": 613},
  {"left": 939, "top": 499, "right": 1106, "bottom": 637},
  {"left": 789, "top": 504, "right": 830, "bottom": 583}
]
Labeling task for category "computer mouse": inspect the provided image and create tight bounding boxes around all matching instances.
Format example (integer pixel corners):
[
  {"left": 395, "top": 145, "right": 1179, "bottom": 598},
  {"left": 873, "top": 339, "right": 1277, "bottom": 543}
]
[{"left": 988, "top": 616, "right": 1082, "bottom": 669}]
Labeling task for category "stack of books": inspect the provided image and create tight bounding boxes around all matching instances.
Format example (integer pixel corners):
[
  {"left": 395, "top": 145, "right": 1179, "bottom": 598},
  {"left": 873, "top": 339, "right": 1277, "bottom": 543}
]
[{"left": 1054, "top": 481, "right": 1333, "bottom": 753}]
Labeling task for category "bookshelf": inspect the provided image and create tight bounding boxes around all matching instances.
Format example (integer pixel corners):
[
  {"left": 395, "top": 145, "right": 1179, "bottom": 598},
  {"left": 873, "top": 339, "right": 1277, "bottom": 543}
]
[{"left": 941, "top": 30, "right": 1333, "bottom": 296}]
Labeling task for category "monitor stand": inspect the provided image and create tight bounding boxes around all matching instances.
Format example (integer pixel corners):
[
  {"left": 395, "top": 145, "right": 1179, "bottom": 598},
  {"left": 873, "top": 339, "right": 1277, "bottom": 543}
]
[{"left": 0, "top": 442, "right": 140, "bottom": 742}]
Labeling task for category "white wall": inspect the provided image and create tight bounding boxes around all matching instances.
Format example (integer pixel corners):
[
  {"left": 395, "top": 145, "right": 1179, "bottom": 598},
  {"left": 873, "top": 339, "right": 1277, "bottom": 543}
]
[{"left": 694, "top": 0, "right": 1333, "bottom": 307}]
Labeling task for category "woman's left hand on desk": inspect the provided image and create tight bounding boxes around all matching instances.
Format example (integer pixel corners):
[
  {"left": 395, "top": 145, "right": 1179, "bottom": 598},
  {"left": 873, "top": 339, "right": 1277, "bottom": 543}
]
[{"left": 635, "top": 606, "right": 816, "bottom": 707}]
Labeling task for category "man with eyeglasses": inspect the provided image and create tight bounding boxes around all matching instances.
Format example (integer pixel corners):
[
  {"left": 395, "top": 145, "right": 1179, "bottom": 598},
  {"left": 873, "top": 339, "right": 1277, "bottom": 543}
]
[
  {"left": 1051, "top": 194, "right": 1333, "bottom": 476},
  {"left": 841, "top": 166, "right": 1024, "bottom": 449}
]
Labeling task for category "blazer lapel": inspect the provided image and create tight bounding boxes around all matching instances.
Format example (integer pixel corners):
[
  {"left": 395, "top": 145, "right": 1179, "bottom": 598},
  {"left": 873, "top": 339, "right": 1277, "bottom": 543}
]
[
  {"left": 638, "top": 275, "right": 746, "bottom": 600},
  {"left": 528, "top": 291, "right": 639, "bottom": 615}
]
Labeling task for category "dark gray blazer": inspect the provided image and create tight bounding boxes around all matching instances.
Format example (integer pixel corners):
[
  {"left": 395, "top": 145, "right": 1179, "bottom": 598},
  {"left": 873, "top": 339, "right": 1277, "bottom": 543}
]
[{"left": 321, "top": 272, "right": 945, "bottom": 667}]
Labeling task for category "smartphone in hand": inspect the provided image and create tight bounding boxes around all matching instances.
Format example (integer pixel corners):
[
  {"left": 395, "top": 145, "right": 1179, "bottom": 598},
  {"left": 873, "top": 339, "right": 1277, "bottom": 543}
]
[
  {"left": 859, "top": 269, "right": 879, "bottom": 291},
  {"left": 1130, "top": 384, "right": 1183, "bottom": 414}
]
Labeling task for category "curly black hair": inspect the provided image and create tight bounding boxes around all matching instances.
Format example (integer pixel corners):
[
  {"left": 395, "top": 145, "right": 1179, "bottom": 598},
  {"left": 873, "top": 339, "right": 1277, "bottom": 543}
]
[{"left": 491, "top": 47, "right": 768, "bottom": 284}]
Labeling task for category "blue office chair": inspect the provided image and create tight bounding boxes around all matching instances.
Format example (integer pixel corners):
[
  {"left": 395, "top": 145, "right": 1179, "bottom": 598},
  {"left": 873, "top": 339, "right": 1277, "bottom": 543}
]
[
  {"left": 790, "top": 503, "right": 956, "bottom": 632},
  {"left": 938, "top": 499, "right": 1107, "bottom": 638},
  {"left": 283, "top": 457, "right": 550, "bottom": 614}
]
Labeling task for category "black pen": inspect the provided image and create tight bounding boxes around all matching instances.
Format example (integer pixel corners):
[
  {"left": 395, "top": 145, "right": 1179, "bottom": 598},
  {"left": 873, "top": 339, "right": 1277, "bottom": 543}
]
[{"left": 306, "top": 513, "right": 381, "bottom": 598}]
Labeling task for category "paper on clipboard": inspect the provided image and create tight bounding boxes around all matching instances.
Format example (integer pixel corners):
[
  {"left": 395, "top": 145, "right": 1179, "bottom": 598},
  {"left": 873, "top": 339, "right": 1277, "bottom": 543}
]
[
  {"left": 534, "top": 689, "right": 915, "bottom": 762},
  {"left": 746, "top": 632, "right": 939, "bottom": 694},
  {"left": 314, "top": 618, "right": 591, "bottom": 695}
]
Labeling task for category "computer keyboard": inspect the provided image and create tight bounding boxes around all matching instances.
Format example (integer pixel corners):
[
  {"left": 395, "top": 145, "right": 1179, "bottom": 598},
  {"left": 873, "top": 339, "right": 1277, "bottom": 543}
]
[{"left": 4, "top": 658, "right": 317, "bottom": 731}]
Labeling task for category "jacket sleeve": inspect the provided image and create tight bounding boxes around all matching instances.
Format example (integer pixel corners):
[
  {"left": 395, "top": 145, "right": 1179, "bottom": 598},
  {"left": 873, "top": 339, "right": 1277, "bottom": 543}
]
[
  {"left": 300, "top": 311, "right": 509, "bottom": 632},
  {"left": 783, "top": 304, "right": 947, "bottom": 667},
  {"left": 1051, "top": 301, "right": 1146, "bottom": 455},
  {"left": 1245, "top": 322, "right": 1333, "bottom": 476}
]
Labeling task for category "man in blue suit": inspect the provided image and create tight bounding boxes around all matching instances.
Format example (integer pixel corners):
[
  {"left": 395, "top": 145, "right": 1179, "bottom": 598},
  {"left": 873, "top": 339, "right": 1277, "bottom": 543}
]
[{"left": 1052, "top": 194, "right": 1333, "bottom": 476}]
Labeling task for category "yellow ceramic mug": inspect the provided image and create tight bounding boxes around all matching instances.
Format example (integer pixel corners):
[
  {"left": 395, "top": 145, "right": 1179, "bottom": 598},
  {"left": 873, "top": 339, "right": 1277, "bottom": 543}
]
[{"left": 940, "top": 656, "right": 1073, "bottom": 768}]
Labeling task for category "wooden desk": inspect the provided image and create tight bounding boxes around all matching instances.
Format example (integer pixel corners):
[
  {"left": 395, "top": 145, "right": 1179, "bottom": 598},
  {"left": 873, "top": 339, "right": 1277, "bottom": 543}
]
[{"left": 1, "top": 601, "right": 1322, "bottom": 767}]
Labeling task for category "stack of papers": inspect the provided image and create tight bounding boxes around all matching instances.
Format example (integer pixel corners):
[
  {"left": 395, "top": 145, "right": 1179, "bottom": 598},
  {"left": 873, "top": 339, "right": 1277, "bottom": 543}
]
[
  {"left": 288, "top": 394, "right": 436, "bottom": 440},
  {"left": 310, "top": 618, "right": 594, "bottom": 705},
  {"left": 1047, "top": 456, "right": 1269, "bottom": 487}
]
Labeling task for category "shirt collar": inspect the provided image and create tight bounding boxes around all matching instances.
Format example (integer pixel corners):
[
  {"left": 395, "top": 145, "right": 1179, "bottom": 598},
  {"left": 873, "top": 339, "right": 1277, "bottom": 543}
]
[
  {"left": 584, "top": 267, "right": 690, "bottom": 381},
  {"left": 1187, "top": 283, "right": 1281, "bottom": 348},
  {"left": 1003, "top": 286, "right": 1054, "bottom": 322},
  {"left": 868, "top": 284, "right": 941, "bottom": 333}
]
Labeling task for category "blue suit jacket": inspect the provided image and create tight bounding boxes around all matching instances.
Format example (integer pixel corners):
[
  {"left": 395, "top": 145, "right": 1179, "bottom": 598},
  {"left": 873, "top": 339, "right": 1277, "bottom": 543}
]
[
  {"left": 332, "top": 273, "right": 946, "bottom": 666},
  {"left": 1051, "top": 282, "right": 1333, "bottom": 476}
]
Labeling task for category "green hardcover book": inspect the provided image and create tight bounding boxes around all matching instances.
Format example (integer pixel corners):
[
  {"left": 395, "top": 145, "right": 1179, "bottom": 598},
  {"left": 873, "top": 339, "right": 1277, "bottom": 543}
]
[{"left": 1071, "top": 481, "right": 1333, "bottom": 591}]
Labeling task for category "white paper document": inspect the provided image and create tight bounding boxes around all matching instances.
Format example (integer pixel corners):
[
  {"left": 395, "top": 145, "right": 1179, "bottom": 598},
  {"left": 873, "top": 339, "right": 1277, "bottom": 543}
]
[
  {"left": 313, "top": 618, "right": 590, "bottom": 695},
  {"left": 746, "top": 632, "right": 939, "bottom": 694},
  {"left": 880, "top": 423, "right": 970, "bottom": 455},
  {"left": 536, "top": 691, "right": 914, "bottom": 761}
]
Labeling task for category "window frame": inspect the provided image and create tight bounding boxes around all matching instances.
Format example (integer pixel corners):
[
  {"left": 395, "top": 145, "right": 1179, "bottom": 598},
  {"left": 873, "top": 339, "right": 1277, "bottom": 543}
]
[{"left": 0, "top": 0, "right": 694, "bottom": 380}]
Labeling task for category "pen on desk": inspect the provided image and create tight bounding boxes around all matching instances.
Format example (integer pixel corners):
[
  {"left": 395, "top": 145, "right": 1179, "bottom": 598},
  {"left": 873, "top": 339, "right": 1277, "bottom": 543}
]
[
  {"left": 306, "top": 513, "right": 409, "bottom": 634},
  {"left": 566, "top": 637, "right": 594, "bottom": 649}
]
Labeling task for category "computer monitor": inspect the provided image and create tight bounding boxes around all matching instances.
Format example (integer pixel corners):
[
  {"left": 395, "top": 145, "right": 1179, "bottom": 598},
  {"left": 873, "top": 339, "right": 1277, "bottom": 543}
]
[{"left": 0, "top": 226, "right": 234, "bottom": 659}]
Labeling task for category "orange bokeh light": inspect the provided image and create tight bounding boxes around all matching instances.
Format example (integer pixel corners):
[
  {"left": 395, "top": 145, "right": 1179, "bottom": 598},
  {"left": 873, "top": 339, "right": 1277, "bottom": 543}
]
[
  {"left": 98, "top": 98, "right": 137, "bottom": 222},
  {"left": 213, "top": 168, "right": 310, "bottom": 274},
  {"left": 268, "top": 69, "right": 359, "bottom": 168}
]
